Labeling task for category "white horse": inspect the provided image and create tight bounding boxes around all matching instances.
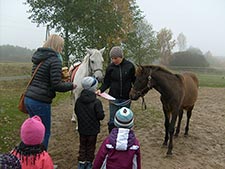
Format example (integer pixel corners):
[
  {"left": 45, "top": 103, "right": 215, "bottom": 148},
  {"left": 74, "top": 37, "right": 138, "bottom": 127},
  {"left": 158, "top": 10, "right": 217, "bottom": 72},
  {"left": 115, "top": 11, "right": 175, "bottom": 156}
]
[{"left": 70, "top": 47, "right": 105, "bottom": 125}]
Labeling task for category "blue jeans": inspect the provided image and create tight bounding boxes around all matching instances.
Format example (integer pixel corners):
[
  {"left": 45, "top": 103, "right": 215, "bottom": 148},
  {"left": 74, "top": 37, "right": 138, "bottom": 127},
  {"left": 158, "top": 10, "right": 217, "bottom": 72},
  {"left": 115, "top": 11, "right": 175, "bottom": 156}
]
[
  {"left": 24, "top": 97, "right": 51, "bottom": 150},
  {"left": 108, "top": 99, "right": 131, "bottom": 132}
]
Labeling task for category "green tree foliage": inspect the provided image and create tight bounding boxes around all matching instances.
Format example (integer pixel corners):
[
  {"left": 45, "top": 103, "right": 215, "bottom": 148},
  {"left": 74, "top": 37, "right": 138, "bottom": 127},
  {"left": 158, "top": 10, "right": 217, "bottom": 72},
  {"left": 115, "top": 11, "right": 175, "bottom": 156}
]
[
  {"left": 157, "top": 28, "right": 176, "bottom": 65},
  {"left": 25, "top": 0, "right": 144, "bottom": 66},
  {"left": 169, "top": 49, "right": 209, "bottom": 67},
  {"left": 0, "top": 45, "right": 34, "bottom": 62},
  {"left": 124, "top": 19, "right": 159, "bottom": 64}
]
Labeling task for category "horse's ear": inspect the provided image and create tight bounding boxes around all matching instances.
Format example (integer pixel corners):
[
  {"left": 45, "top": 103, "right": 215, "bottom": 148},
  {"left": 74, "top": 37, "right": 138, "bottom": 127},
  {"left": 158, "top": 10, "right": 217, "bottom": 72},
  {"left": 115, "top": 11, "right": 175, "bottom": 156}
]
[
  {"left": 86, "top": 48, "right": 93, "bottom": 55},
  {"left": 136, "top": 64, "right": 143, "bottom": 70},
  {"left": 136, "top": 63, "right": 140, "bottom": 67},
  {"left": 100, "top": 47, "right": 105, "bottom": 54}
]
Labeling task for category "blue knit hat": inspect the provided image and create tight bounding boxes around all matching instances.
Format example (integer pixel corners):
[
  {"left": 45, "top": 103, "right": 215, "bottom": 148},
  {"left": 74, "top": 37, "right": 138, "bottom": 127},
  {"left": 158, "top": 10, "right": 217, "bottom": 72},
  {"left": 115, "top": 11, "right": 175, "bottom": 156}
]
[
  {"left": 81, "top": 76, "right": 98, "bottom": 92},
  {"left": 0, "top": 153, "right": 21, "bottom": 169},
  {"left": 114, "top": 107, "right": 134, "bottom": 129}
]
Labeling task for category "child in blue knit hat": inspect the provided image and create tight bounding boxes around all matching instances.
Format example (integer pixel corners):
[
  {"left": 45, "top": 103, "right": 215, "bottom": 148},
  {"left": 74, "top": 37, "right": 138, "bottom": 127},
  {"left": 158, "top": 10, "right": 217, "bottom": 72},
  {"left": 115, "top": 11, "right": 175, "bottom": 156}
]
[
  {"left": 75, "top": 76, "right": 105, "bottom": 169},
  {"left": 93, "top": 107, "right": 141, "bottom": 169}
]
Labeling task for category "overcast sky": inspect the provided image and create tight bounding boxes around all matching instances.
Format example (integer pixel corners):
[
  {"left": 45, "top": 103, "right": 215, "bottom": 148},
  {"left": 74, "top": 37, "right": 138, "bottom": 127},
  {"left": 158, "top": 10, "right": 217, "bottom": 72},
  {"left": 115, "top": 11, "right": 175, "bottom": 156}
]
[{"left": 0, "top": 0, "right": 224, "bottom": 57}]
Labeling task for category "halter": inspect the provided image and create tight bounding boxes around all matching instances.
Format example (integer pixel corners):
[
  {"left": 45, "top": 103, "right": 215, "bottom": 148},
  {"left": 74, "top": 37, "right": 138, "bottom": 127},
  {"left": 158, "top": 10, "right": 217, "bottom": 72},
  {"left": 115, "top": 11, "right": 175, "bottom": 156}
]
[
  {"left": 88, "top": 54, "right": 103, "bottom": 75},
  {"left": 132, "top": 69, "right": 153, "bottom": 110},
  {"left": 133, "top": 69, "right": 153, "bottom": 97}
]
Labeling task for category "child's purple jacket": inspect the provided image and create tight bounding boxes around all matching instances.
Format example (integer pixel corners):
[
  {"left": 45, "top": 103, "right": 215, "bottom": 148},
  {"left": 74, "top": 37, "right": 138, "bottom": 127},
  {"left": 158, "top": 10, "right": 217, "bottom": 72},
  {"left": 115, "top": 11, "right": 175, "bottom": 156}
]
[{"left": 93, "top": 128, "right": 141, "bottom": 169}]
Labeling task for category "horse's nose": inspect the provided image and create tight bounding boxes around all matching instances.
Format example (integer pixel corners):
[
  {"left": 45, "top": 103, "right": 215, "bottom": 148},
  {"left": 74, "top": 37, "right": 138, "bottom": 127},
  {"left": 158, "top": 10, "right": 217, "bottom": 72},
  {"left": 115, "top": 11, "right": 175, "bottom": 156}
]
[{"left": 129, "top": 89, "right": 140, "bottom": 100}]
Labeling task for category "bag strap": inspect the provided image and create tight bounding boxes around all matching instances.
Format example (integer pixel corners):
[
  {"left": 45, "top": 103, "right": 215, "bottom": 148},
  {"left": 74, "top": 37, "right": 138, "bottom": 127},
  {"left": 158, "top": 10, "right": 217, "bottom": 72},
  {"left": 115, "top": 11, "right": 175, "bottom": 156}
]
[{"left": 24, "top": 61, "right": 43, "bottom": 90}]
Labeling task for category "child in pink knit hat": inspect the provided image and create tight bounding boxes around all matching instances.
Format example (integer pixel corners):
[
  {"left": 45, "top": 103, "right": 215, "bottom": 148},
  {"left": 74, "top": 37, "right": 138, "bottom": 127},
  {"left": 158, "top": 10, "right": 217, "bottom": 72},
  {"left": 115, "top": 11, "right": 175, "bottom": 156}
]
[{"left": 11, "top": 115, "right": 54, "bottom": 169}]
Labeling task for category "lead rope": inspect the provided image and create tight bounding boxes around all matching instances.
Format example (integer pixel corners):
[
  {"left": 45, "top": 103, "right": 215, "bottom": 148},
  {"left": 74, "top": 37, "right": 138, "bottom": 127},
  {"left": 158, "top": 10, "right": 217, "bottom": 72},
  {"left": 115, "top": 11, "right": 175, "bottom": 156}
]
[
  {"left": 110, "top": 99, "right": 131, "bottom": 107},
  {"left": 141, "top": 96, "right": 147, "bottom": 110}
]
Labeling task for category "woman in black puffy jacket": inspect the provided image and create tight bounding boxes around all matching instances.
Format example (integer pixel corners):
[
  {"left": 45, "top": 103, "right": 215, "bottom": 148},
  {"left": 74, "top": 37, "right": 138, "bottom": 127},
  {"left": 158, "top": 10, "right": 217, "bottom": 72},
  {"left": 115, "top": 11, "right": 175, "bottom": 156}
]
[{"left": 24, "top": 34, "right": 77, "bottom": 150}]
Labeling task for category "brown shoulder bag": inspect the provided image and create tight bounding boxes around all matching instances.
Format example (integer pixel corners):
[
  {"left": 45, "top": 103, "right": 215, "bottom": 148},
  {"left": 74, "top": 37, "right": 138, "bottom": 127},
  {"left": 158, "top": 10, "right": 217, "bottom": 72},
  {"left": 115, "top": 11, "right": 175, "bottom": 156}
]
[{"left": 18, "top": 62, "right": 42, "bottom": 114}]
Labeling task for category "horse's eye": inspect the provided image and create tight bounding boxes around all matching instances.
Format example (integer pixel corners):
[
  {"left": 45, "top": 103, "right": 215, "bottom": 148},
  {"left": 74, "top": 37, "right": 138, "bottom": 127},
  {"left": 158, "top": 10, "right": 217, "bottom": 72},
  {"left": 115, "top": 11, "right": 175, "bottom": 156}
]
[{"left": 91, "top": 60, "right": 94, "bottom": 64}]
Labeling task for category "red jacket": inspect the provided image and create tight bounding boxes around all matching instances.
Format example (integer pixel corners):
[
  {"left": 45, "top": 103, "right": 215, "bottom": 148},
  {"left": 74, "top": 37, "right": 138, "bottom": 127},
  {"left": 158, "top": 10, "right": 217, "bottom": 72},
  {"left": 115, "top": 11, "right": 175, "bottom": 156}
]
[{"left": 12, "top": 151, "right": 54, "bottom": 169}]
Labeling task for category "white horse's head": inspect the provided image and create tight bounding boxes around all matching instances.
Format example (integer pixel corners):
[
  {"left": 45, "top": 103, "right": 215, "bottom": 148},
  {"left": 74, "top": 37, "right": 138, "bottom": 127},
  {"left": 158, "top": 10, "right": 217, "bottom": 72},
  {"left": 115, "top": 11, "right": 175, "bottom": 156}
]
[{"left": 85, "top": 47, "right": 105, "bottom": 82}]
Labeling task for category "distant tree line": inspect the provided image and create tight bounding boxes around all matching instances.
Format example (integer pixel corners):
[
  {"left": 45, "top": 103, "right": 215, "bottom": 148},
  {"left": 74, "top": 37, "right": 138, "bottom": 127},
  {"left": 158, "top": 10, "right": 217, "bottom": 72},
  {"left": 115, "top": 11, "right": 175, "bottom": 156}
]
[
  {"left": 0, "top": 45, "right": 34, "bottom": 62},
  {"left": 169, "top": 47, "right": 209, "bottom": 67}
]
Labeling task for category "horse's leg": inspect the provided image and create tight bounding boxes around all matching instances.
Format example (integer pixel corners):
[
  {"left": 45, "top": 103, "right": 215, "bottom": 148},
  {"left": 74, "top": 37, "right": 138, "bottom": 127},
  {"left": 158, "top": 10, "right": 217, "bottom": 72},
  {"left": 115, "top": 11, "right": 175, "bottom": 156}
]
[
  {"left": 71, "top": 93, "right": 76, "bottom": 122},
  {"left": 184, "top": 105, "right": 194, "bottom": 136},
  {"left": 167, "top": 111, "right": 178, "bottom": 155},
  {"left": 162, "top": 106, "right": 170, "bottom": 146},
  {"left": 71, "top": 92, "right": 78, "bottom": 130},
  {"left": 174, "top": 109, "right": 184, "bottom": 137}
]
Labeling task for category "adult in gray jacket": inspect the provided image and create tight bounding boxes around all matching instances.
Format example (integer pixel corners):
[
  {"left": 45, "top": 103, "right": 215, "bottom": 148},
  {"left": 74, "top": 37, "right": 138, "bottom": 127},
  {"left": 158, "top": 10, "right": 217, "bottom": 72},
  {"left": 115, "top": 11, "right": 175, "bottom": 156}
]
[{"left": 24, "top": 34, "right": 77, "bottom": 150}]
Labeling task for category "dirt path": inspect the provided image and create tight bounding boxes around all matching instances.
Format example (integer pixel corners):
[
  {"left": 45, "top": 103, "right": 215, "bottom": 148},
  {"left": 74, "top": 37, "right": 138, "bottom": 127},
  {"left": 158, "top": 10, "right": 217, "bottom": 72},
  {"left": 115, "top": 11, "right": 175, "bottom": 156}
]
[{"left": 49, "top": 87, "right": 225, "bottom": 169}]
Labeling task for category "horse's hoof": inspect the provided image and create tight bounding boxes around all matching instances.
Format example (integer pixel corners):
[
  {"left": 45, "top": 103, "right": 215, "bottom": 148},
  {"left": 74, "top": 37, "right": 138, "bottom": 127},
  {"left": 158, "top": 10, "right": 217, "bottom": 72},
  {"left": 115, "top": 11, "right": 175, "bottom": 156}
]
[
  {"left": 162, "top": 143, "right": 167, "bottom": 148},
  {"left": 166, "top": 151, "right": 173, "bottom": 156},
  {"left": 184, "top": 133, "right": 189, "bottom": 137},
  {"left": 71, "top": 118, "right": 76, "bottom": 123},
  {"left": 174, "top": 133, "right": 179, "bottom": 137}
]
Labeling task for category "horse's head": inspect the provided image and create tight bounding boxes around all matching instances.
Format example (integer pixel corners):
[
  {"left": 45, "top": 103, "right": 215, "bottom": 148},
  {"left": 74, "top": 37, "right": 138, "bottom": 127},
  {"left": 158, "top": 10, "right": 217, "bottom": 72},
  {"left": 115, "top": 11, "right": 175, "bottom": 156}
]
[
  {"left": 129, "top": 65, "right": 154, "bottom": 100},
  {"left": 86, "top": 47, "right": 105, "bottom": 82}
]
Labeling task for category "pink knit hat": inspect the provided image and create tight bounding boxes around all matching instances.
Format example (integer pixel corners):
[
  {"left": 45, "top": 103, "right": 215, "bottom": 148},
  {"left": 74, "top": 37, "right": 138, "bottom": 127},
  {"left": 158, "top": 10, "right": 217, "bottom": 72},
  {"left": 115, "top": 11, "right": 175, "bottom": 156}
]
[{"left": 20, "top": 115, "right": 45, "bottom": 145}]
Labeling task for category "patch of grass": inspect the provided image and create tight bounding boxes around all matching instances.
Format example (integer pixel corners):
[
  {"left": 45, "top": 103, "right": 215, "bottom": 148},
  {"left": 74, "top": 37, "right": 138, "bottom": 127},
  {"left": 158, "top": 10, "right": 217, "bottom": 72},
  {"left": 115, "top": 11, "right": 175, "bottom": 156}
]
[
  {"left": 197, "top": 74, "right": 225, "bottom": 87},
  {"left": 0, "top": 79, "right": 71, "bottom": 152},
  {"left": 0, "top": 80, "right": 28, "bottom": 152},
  {"left": 0, "top": 62, "right": 32, "bottom": 77}
]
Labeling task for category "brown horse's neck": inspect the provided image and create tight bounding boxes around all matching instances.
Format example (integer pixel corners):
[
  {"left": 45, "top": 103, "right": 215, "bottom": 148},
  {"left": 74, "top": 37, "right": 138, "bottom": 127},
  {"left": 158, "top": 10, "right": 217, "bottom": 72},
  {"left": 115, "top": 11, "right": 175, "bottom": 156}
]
[{"left": 151, "top": 69, "right": 177, "bottom": 96}]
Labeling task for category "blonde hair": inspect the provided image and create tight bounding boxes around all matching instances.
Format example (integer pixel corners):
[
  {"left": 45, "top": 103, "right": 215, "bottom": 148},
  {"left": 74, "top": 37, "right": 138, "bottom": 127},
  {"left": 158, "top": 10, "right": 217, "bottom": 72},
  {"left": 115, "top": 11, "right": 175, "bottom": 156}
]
[{"left": 43, "top": 34, "right": 64, "bottom": 53}]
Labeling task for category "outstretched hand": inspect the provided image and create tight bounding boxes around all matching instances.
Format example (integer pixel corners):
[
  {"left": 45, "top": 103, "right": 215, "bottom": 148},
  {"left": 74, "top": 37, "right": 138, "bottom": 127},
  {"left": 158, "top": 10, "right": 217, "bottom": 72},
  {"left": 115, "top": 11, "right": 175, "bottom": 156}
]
[
  {"left": 95, "top": 89, "right": 101, "bottom": 95},
  {"left": 73, "top": 84, "right": 77, "bottom": 89}
]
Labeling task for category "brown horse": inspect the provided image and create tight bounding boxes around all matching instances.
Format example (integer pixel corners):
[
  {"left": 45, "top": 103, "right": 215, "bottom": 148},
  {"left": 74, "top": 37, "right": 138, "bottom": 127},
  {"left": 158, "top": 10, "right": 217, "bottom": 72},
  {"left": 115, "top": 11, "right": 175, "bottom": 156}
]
[{"left": 129, "top": 65, "right": 199, "bottom": 155}]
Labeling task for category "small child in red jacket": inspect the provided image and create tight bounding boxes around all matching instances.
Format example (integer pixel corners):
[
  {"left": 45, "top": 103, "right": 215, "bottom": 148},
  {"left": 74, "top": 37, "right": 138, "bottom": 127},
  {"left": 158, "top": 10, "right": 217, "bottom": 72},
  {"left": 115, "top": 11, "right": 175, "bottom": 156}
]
[
  {"left": 93, "top": 107, "right": 141, "bottom": 169},
  {"left": 11, "top": 115, "right": 54, "bottom": 169}
]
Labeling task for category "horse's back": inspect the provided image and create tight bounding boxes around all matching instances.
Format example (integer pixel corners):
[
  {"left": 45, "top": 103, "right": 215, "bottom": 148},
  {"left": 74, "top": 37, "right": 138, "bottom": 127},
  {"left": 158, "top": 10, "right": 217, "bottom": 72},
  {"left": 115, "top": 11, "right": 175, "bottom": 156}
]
[{"left": 182, "top": 72, "right": 199, "bottom": 108}]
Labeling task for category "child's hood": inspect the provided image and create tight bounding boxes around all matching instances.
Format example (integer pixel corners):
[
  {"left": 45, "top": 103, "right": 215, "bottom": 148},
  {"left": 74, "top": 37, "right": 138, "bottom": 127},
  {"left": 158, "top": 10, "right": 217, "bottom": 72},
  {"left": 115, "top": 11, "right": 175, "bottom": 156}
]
[{"left": 108, "top": 128, "right": 136, "bottom": 151}]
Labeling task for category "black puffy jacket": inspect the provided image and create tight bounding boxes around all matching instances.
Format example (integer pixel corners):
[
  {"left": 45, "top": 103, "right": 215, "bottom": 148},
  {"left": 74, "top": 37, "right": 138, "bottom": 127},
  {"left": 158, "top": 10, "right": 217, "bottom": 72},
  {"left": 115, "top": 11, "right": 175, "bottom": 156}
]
[
  {"left": 25, "top": 48, "right": 73, "bottom": 103},
  {"left": 75, "top": 89, "right": 105, "bottom": 135},
  {"left": 99, "top": 59, "right": 136, "bottom": 99}
]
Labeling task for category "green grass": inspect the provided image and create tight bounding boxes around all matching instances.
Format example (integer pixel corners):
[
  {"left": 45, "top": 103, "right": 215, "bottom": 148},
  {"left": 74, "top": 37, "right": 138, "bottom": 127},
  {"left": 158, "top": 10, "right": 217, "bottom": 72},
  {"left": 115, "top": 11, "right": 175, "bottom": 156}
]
[
  {"left": 0, "top": 62, "right": 32, "bottom": 76},
  {"left": 197, "top": 73, "right": 225, "bottom": 87},
  {"left": 0, "top": 79, "right": 27, "bottom": 152},
  {"left": 0, "top": 79, "right": 70, "bottom": 152}
]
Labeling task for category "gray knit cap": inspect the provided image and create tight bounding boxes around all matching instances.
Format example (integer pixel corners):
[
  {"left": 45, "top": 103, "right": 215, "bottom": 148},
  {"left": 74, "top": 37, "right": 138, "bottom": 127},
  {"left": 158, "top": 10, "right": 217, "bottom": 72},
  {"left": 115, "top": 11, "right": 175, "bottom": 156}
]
[
  {"left": 110, "top": 46, "right": 123, "bottom": 58},
  {"left": 81, "top": 76, "right": 98, "bottom": 92}
]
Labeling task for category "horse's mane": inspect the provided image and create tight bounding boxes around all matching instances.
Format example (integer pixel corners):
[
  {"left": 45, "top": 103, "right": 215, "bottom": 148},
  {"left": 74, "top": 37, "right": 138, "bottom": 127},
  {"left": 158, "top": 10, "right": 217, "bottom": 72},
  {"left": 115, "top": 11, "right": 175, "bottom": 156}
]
[
  {"left": 137, "top": 64, "right": 174, "bottom": 75},
  {"left": 150, "top": 65, "right": 174, "bottom": 74},
  {"left": 82, "top": 52, "right": 90, "bottom": 64}
]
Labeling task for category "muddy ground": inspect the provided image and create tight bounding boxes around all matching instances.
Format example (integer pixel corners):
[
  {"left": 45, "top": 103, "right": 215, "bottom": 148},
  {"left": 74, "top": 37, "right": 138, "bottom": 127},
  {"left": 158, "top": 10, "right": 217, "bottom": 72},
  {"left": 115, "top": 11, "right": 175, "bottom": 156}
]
[{"left": 48, "top": 87, "right": 225, "bottom": 169}]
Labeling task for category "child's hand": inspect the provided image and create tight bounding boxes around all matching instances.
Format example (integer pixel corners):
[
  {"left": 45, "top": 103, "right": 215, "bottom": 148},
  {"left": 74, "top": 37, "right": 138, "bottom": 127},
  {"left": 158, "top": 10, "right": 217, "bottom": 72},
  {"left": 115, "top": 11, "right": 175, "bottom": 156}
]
[
  {"left": 73, "top": 84, "right": 77, "bottom": 89},
  {"left": 95, "top": 89, "right": 101, "bottom": 95}
]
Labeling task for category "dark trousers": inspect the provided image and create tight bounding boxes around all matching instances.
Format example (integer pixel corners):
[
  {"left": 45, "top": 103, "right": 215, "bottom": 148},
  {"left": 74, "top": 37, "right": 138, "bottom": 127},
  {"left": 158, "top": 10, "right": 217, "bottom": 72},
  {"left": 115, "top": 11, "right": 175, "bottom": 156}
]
[{"left": 78, "top": 134, "right": 97, "bottom": 162}]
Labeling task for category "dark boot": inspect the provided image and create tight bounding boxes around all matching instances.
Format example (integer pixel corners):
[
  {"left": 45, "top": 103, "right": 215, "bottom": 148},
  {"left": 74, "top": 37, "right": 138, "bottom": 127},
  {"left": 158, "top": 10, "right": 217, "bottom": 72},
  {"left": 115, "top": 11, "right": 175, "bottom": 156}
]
[
  {"left": 86, "top": 161, "right": 92, "bottom": 169},
  {"left": 78, "top": 161, "right": 86, "bottom": 169}
]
